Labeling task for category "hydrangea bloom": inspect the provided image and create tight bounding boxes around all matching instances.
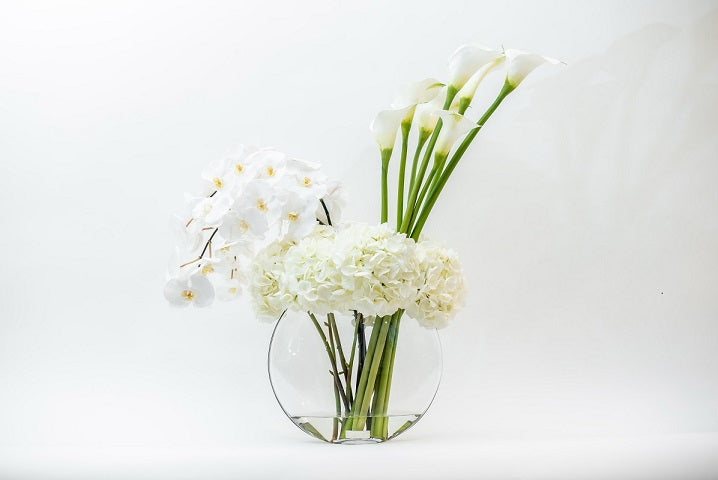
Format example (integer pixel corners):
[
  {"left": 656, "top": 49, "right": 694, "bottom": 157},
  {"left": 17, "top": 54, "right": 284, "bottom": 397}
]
[
  {"left": 249, "top": 223, "right": 465, "bottom": 328},
  {"left": 407, "top": 240, "right": 467, "bottom": 329}
]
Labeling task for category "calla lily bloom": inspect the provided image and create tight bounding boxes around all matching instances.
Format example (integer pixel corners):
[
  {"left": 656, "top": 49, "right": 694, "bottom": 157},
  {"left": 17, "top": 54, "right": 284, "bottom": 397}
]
[
  {"left": 434, "top": 111, "right": 478, "bottom": 157},
  {"left": 391, "top": 78, "right": 443, "bottom": 123},
  {"left": 455, "top": 54, "right": 505, "bottom": 113},
  {"left": 413, "top": 86, "right": 449, "bottom": 136},
  {"left": 448, "top": 44, "right": 505, "bottom": 91},
  {"left": 370, "top": 106, "right": 412, "bottom": 153},
  {"left": 505, "top": 49, "right": 561, "bottom": 88}
]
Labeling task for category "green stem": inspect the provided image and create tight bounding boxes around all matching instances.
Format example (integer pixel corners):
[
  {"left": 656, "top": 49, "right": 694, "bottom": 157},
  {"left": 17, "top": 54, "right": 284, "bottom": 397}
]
[
  {"left": 309, "top": 312, "right": 350, "bottom": 413},
  {"left": 352, "top": 315, "right": 392, "bottom": 431},
  {"left": 400, "top": 86, "right": 457, "bottom": 234},
  {"left": 345, "top": 318, "right": 359, "bottom": 406},
  {"left": 411, "top": 82, "right": 514, "bottom": 240},
  {"left": 408, "top": 153, "right": 445, "bottom": 233},
  {"left": 380, "top": 149, "right": 392, "bottom": 224},
  {"left": 380, "top": 312, "right": 401, "bottom": 439},
  {"left": 396, "top": 123, "right": 410, "bottom": 229},
  {"left": 341, "top": 316, "right": 382, "bottom": 435},
  {"left": 370, "top": 311, "right": 402, "bottom": 438},
  {"left": 327, "top": 317, "right": 350, "bottom": 414},
  {"left": 328, "top": 314, "right": 349, "bottom": 383},
  {"left": 330, "top": 369, "right": 340, "bottom": 441},
  {"left": 408, "top": 131, "right": 429, "bottom": 204}
]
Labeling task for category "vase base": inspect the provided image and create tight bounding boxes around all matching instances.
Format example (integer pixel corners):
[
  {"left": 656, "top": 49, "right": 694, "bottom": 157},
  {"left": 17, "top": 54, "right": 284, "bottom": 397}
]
[{"left": 290, "top": 414, "right": 422, "bottom": 444}]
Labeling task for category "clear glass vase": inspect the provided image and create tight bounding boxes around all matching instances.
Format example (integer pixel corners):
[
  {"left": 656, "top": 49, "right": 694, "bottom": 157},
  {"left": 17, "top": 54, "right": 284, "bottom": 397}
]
[{"left": 268, "top": 309, "right": 442, "bottom": 444}]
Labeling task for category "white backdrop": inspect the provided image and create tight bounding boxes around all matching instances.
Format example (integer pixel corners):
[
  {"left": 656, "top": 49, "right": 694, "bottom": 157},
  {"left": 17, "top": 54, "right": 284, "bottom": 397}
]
[{"left": 1, "top": 1, "right": 718, "bottom": 478}]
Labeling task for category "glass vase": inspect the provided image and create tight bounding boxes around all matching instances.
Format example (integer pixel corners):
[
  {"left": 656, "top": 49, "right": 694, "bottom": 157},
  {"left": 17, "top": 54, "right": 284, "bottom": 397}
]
[{"left": 268, "top": 309, "right": 442, "bottom": 444}]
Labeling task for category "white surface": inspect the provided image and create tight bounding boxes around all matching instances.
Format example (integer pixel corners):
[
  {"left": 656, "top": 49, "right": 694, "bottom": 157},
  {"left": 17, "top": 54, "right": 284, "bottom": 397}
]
[
  {"left": 2, "top": 434, "right": 718, "bottom": 480},
  {"left": 2, "top": 0, "right": 718, "bottom": 478}
]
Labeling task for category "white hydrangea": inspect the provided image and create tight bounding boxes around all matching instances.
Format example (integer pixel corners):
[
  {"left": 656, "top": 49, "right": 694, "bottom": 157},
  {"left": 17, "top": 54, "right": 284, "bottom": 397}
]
[
  {"left": 407, "top": 240, "right": 467, "bottom": 329},
  {"left": 331, "top": 223, "right": 422, "bottom": 318},
  {"left": 249, "top": 239, "right": 295, "bottom": 322},
  {"left": 248, "top": 223, "right": 424, "bottom": 320}
]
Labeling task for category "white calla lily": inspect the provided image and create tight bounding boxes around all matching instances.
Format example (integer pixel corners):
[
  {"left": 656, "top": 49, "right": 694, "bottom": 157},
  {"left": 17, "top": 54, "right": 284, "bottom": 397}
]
[
  {"left": 448, "top": 44, "right": 505, "bottom": 91},
  {"left": 390, "top": 78, "right": 444, "bottom": 124},
  {"left": 455, "top": 54, "right": 505, "bottom": 113},
  {"left": 505, "top": 49, "right": 561, "bottom": 88},
  {"left": 434, "top": 111, "right": 478, "bottom": 157},
  {"left": 414, "top": 86, "right": 448, "bottom": 135},
  {"left": 370, "top": 106, "right": 412, "bottom": 152}
]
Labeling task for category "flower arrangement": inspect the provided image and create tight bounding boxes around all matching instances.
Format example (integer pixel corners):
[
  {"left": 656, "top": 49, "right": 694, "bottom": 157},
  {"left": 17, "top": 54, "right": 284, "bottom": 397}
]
[{"left": 165, "top": 44, "right": 557, "bottom": 442}]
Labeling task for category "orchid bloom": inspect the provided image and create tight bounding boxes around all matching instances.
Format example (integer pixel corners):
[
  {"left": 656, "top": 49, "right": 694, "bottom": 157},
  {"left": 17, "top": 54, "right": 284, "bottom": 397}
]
[
  {"left": 164, "top": 272, "right": 215, "bottom": 308},
  {"left": 505, "top": 49, "right": 561, "bottom": 88},
  {"left": 202, "top": 157, "right": 236, "bottom": 195},
  {"left": 434, "top": 111, "right": 478, "bottom": 157},
  {"left": 281, "top": 192, "right": 320, "bottom": 241},
  {"left": 191, "top": 194, "right": 233, "bottom": 227},
  {"left": 448, "top": 44, "right": 504, "bottom": 92}
]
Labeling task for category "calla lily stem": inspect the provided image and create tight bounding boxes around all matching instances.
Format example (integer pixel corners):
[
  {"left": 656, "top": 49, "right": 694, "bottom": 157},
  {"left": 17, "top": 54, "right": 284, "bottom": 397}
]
[
  {"left": 411, "top": 81, "right": 515, "bottom": 240},
  {"left": 396, "top": 123, "right": 411, "bottom": 228},
  {"left": 381, "top": 149, "right": 392, "bottom": 223},
  {"left": 400, "top": 86, "right": 457, "bottom": 234}
]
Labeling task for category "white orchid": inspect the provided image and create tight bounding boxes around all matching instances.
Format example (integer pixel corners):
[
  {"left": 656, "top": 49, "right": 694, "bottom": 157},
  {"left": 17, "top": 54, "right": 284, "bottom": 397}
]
[
  {"left": 316, "top": 181, "right": 344, "bottom": 226},
  {"left": 281, "top": 192, "right": 320, "bottom": 241},
  {"left": 448, "top": 44, "right": 504, "bottom": 91},
  {"left": 370, "top": 107, "right": 412, "bottom": 153},
  {"left": 218, "top": 210, "right": 253, "bottom": 241},
  {"left": 164, "top": 272, "right": 215, "bottom": 308},
  {"left": 283, "top": 169, "right": 329, "bottom": 199},
  {"left": 214, "top": 276, "right": 243, "bottom": 301},
  {"left": 201, "top": 158, "right": 236, "bottom": 195},
  {"left": 505, "top": 49, "right": 561, "bottom": 88},
  {"left": 434, "top": 111, "right": 478, "bottom": 157},
  {"left": 251, "top": 149, "right": 287, "bottom": 182},
  {"left": 227, "top": 145, "right": 261, "bottom": 183},
  {"left": 170, "top": 214, "right": 204, "bottom": 252},
  {"left": 235, "top": 181, "right": 277, "bottom": 236},
  {"left": 191, "top": 194, "right": 233, "bottom": 226}
]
